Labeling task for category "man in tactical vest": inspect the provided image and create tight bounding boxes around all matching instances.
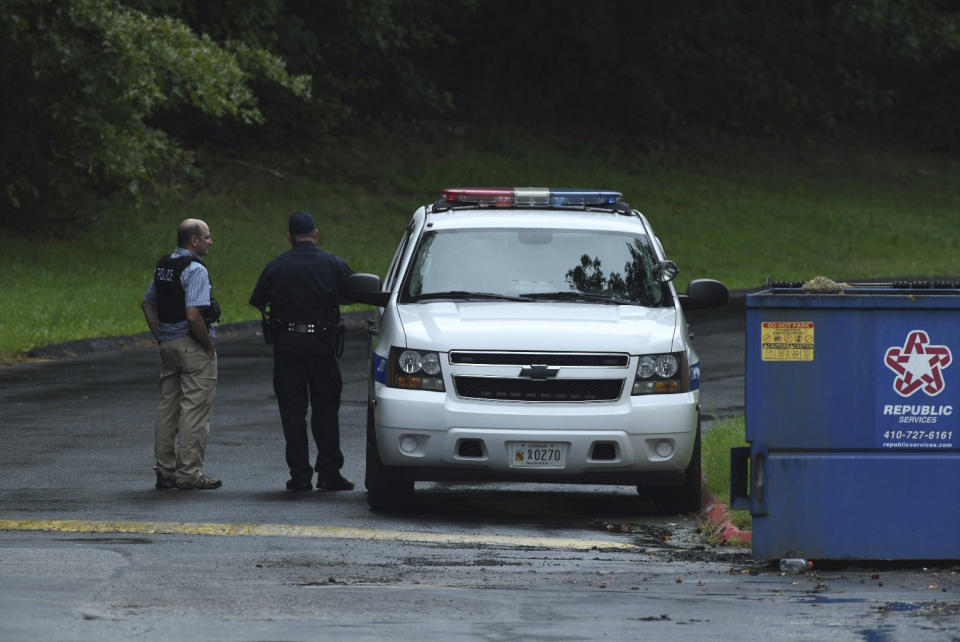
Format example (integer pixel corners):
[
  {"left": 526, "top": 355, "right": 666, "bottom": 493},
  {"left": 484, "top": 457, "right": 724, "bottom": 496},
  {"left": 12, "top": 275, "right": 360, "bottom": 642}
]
[
  {"left": 142, "top": 218, "right": 222, "bottom": 490},
  {"left": 249, "top": 210, "right": 354, "bottom": 492}
]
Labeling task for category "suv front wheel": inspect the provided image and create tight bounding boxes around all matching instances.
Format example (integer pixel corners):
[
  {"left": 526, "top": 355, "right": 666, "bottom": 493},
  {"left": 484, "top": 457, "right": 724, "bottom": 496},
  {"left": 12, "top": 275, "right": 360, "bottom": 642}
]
[
  {"left": 365, "top": 404, "right": 414, "bottom": 511},
  {"left": 643, "top": 421, "right": 702, "bottom": 515}
]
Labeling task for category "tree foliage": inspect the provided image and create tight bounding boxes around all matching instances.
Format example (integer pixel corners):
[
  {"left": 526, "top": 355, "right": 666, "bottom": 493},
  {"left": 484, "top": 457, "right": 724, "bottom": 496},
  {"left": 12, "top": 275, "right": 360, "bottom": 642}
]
[
  {"left": 2, "top": 0, "right": 957, "bottom": 230},
  {"left": 0, "top": 0, "right": 309, "bottom": 229},
  {"left": 427, "top": 0, "right": 960, "bottom": 136},
  {"left": 127, "top": 0, "right": 459, "bottom": 139}
]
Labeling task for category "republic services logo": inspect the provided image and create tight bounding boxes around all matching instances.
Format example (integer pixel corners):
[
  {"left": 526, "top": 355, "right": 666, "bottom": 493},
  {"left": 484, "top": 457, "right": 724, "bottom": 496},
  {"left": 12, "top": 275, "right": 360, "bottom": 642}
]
[{"left": 884, "top": 330, "right": 952, "bottom": 397}]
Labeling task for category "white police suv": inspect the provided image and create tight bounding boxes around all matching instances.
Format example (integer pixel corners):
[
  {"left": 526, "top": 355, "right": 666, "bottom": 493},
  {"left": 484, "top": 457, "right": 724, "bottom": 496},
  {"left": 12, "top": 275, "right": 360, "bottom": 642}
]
[{"left": 347, "top": 188, "right": 728, "bottom": 512}]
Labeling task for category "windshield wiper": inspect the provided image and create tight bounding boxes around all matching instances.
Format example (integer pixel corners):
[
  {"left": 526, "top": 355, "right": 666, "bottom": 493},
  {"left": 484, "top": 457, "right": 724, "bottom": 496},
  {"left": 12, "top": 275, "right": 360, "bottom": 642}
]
[
  {"left": 413, "top": 290, "right": 531, "bottom": 302},
  {"left": 519, "top": 291, "right": 628, "bottom": 304}
]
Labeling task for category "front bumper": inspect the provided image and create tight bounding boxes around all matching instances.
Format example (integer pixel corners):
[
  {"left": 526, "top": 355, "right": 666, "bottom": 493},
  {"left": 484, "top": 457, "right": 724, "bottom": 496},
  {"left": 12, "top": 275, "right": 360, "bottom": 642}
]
[{"left": 373, "top": 386, "right": 698, "bottom": 484}]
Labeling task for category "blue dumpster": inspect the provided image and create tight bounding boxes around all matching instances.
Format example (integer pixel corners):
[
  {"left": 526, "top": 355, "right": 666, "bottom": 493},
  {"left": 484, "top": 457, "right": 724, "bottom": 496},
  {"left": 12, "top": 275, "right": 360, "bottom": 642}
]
[{"left": 731, "top": 282, "right": 960, "bottom": 560}]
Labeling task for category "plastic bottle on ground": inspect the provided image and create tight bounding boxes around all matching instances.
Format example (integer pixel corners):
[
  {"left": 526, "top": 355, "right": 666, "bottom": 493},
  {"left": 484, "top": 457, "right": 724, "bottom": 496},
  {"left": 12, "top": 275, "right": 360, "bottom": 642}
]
[{"left": 779, "top": 558, "right": 813, "bottom": 572}]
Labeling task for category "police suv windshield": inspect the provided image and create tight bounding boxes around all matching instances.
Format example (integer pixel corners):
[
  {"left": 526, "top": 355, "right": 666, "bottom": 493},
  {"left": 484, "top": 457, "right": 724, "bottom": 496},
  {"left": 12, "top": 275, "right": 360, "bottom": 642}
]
[{"left": 400, "top": 228, "right": 665, "bottom": 306}]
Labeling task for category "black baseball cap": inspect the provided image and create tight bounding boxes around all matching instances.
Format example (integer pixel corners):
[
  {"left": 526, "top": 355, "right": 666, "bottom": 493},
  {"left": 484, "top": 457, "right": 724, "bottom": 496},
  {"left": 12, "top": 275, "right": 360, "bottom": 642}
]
[{"left": 288, "top": 210, "right": 316, "bottom": 235}]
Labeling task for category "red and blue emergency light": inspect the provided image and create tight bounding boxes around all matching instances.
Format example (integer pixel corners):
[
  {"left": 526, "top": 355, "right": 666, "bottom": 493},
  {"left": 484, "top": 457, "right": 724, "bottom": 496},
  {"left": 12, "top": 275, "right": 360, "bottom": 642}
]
[{"left": 441, "top": 188, "right": 623, "bottom": 208}]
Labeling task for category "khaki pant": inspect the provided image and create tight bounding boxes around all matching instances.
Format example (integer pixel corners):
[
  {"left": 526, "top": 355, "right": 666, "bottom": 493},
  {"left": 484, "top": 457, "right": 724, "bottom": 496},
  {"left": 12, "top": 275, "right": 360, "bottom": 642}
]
[{"left": 154, "top": 335, "right": 217, "bottom": 486}]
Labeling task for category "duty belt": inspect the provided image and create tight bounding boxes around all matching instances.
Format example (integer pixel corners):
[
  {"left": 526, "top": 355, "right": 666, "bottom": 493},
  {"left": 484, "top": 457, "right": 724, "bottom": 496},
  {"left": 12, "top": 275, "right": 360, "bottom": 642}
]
[
  {"left": 286, "top": 321, "right": 327, "bottom": 334},
  {"left": 269, "top": 317, "right": 344, "bottom": 358}
]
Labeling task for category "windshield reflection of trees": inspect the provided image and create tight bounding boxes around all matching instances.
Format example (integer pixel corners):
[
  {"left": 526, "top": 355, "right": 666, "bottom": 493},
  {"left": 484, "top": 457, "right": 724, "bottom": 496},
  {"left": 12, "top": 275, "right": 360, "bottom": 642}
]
[
  {"left": 405, "top": 231, "right": 664, "bottom": 306},
  {"left": 565, "top": 238, "right": 662, "bottom": 305}
]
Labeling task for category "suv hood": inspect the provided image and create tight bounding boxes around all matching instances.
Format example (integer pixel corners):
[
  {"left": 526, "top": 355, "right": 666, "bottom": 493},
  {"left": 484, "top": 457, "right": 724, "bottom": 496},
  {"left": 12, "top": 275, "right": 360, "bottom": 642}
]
[{"left": 397, "top": 301, "right": 680, "bottom": 354}]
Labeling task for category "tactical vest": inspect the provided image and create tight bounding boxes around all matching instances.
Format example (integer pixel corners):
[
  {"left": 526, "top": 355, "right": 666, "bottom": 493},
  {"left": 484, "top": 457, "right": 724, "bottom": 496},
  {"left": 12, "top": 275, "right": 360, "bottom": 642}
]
[
  {"left": 154, "top": 255, "right": 196, "bottom": 323},
  {"left": 154, "top": 254, "right": 219, "bottom": 325}
]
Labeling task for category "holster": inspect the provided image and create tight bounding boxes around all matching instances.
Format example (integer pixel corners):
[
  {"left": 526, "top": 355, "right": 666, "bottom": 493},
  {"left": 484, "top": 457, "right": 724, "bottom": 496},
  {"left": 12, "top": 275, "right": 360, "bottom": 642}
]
[
  {"left": 202, "top": 297, "right": 222, "bottom": 327},
  {"left": 335, "top": 318, "right": 345, "bottom": 358},
  {"left": 261, "top": 310, "right": 273, "bottom": 344}
]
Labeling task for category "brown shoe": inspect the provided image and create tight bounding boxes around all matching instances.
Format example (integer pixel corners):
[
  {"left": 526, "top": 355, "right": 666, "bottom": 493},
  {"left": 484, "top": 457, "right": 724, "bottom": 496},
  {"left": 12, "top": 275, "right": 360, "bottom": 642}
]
[
  {"left": 155, "top": 472, "right": 176, "bottom": 490},
  {"left": 177, "top": 474, "right": 222, "bottom": 490}
]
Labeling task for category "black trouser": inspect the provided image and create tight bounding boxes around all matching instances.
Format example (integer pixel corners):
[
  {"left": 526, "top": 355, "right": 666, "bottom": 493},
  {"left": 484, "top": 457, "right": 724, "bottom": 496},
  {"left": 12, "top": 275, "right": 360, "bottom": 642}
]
[{"left": 272, "top": 332, "right": 344, "bottom": 483}]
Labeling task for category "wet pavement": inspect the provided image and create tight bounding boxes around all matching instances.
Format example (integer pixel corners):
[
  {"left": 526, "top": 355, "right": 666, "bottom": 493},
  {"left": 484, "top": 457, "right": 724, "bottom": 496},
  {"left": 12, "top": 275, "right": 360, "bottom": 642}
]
[{"left": 1, "top": 297, "right": 958, "bottom": 641}]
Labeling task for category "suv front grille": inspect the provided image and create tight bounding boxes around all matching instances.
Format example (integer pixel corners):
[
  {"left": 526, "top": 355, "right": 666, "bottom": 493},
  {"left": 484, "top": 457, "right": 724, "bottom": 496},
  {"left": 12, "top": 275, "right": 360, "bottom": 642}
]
[
  {"left": 453, "top": 376, "right": 624, "bottom": 402},
  {"left": 450, "top": 351, "right": 628, "bottom": 367}
]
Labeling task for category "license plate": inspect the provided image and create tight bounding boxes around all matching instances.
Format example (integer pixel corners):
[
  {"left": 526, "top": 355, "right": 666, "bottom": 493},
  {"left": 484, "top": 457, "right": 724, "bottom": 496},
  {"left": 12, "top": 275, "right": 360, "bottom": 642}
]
[{"left": 508, "top": 442, "right": 566, "bottom": 468}]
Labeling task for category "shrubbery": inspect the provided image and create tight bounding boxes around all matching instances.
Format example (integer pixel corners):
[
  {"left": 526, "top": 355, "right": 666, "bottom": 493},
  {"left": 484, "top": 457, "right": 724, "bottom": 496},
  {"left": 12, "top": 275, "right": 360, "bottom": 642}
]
[{"left": 2, "top": 0, "right": 957, "bottom": 230}]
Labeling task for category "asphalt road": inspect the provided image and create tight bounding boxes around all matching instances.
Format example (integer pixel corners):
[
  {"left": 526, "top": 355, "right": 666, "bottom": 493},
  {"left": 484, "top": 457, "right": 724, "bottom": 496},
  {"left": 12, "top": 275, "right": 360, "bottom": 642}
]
[{"left": 1, "top": 299, "right": 957, "bottom": 641}]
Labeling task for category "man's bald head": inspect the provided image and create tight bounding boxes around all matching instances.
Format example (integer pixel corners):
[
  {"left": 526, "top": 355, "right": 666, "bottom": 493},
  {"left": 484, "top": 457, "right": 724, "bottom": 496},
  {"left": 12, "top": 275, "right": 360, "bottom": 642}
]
[{"left": 178, "top": 219, "right": 212, "bottom": 256}]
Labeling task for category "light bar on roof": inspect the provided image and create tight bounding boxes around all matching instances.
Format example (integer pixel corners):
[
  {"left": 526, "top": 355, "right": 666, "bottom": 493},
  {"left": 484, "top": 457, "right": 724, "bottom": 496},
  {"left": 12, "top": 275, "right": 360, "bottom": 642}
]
[
  {"left": 441, "top": 187, "right": 623, "bottom": 208},
  {"left": 549, "top": 189, "right": 622, "bottom": 207},
  {"left": 513, "top": 187, "right": 551, "bottom": 206},
  {"left": 442, "top": 188, "right": 513, "bottom": 206}
]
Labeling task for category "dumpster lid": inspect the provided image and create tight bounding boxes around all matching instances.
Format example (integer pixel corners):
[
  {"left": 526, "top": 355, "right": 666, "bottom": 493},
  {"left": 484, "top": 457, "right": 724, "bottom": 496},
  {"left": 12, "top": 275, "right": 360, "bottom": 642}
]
[
  {"left": 759, "top": 278, "right": 960, "bottom": 296},
  {"left": 748, "top": 278, "right": 960, "bottom": 309}
]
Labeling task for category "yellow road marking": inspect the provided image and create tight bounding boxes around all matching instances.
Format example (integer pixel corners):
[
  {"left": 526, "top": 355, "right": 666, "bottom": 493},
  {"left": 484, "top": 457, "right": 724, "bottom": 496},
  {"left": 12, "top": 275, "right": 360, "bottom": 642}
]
[{"left": 0, "top": 519, "right": 638, "bottom": 551}]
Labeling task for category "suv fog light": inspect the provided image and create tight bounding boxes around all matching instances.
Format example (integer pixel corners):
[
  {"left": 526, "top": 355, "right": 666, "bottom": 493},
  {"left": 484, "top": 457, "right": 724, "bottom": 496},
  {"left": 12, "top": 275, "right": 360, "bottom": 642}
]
[
  {"left": 654, "top": 440, "right": 673, "bottom": 458},
  {"left": 399, "top": 435, "right": 419, "bottom": 454}
]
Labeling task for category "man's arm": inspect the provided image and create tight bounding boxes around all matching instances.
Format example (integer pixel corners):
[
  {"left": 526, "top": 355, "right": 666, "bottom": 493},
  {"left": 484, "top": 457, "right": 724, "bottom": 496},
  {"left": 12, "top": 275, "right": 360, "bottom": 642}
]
[
  {"left": 249, "top": 266, "right": 271, "bottom": 312},
  {"left": 178, "top": 262, "right": 216, "bottom": 356},
  {"left": 186, "top": 306, "right": 216, "bottom": 357},
  {"left": 142, "top": 302, "right": 160, "bottom": 344}
]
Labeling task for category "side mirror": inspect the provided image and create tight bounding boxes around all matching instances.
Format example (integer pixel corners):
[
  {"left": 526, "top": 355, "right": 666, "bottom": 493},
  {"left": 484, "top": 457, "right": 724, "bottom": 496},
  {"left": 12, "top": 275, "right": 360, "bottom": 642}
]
[
  {"left": 679, "top": 279, "right": 729, "bottom": 310},
  {"left": 345, "top": 273, "right": 390, "bottom": 307},
  {"left": 653, "top": 259, "right": 678, "bottom": 284}
]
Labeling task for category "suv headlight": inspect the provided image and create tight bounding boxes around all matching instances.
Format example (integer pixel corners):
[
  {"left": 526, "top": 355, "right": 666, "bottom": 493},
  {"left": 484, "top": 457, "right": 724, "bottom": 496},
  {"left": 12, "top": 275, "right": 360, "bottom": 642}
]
[
  {"left": 390, "top": 347, "right": 445, "bottom": 391},
  {"left": 632, "top": 352, "right": 686, "bottom": 395}
]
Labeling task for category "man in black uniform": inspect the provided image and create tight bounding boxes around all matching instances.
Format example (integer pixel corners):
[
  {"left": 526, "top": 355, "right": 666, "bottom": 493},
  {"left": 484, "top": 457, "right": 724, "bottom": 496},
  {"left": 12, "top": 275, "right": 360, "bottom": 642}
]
[{"left": 249, "top": 211, "right": 354, "bottom": 491}]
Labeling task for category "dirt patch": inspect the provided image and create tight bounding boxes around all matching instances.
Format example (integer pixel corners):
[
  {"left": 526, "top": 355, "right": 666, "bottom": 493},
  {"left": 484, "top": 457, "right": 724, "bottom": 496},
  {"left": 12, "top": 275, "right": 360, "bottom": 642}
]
[
  {"left": 590, "top": 520, "right": 756, "bottom": 565},
  {"left": 402, "top": 556, "right": 525, "bottom": 567},
  {"left": 875, "top": 601, "right": 960, "bottom": 619}
]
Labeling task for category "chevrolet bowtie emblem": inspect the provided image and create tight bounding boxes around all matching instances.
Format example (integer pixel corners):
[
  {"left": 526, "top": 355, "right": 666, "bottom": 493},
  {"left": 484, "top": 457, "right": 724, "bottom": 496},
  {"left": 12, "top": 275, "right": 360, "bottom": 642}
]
[{"left": 519, "top": 365, "right": 559, "bottom": 380}]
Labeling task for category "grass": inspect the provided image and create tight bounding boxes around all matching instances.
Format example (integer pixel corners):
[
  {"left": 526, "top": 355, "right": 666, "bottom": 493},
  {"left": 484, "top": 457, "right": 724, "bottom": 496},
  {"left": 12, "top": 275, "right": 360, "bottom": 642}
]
[
  {"left": 702, "top": 417, "right": 752, "bottom": 531},
  {"left": 1, "top": 129, "right": 958, "bottom": 361}
]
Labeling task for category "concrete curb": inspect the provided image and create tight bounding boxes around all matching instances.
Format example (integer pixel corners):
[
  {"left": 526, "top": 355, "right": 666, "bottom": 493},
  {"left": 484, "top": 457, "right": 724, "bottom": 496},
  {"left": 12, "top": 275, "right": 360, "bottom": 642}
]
[
  {"left": 24, "top": 311, "right": 373, "bottom": 360},
  {"left": 701, "top": 474, "right": 751, "bottom": 545}
]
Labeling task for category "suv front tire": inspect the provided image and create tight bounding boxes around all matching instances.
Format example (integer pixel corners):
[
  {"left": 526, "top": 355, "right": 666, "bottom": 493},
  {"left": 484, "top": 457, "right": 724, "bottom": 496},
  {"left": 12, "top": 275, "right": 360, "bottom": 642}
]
[{"left": 365, "top": 404, "right": 414, "bottom": 511}]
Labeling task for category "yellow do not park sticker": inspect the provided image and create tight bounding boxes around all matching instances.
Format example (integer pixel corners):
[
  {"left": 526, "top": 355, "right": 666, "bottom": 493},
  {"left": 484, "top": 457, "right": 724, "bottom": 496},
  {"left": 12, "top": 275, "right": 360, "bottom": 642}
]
[{"left": 761, "top": 321, "right": 815, "bottom": 361}]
